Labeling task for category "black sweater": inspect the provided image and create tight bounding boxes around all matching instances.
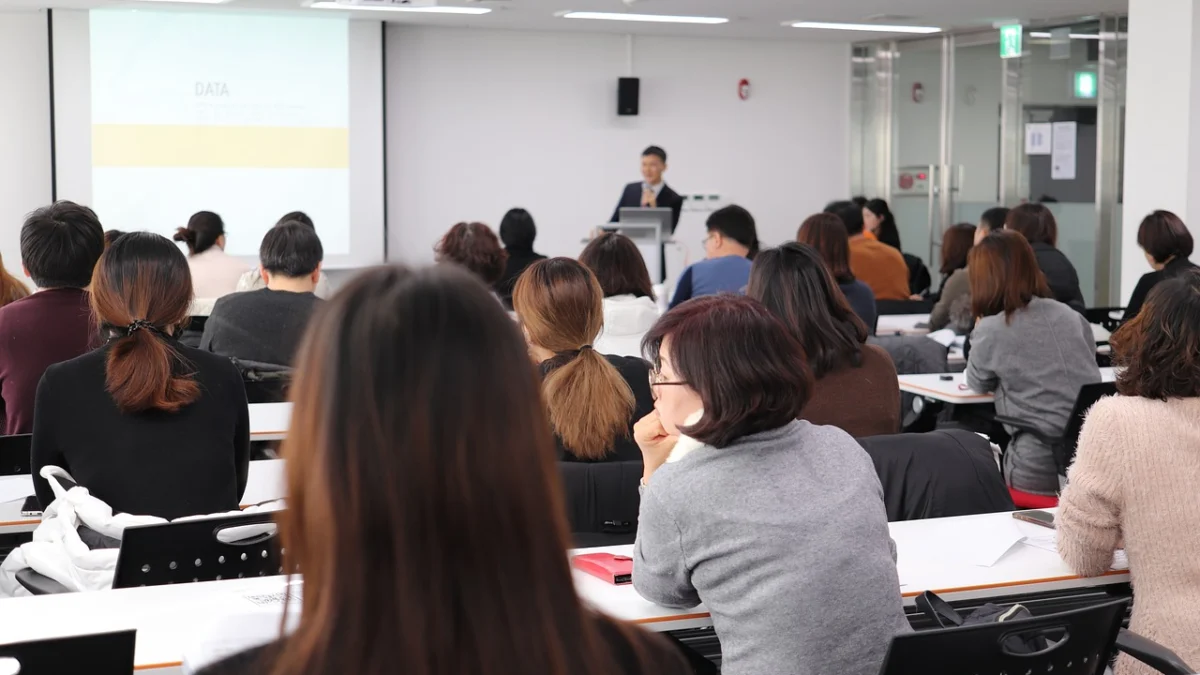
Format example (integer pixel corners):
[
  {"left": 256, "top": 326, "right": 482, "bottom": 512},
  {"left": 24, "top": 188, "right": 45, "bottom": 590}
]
[
  {"left": 541, "top": 354, "right": 654, "bottom": 463},
  {"left": 1123, "top": 257, "right": 1198, "bottom": 320},
  {"left": 31, "top": 342, "right": 250, "bottom": 519},
  {"left": 1031, "top": 242, "right": 1087, "bottom": 314}
]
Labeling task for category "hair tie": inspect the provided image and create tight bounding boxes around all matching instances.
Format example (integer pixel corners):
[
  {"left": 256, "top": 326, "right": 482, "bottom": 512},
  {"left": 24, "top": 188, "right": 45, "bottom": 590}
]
[
  {"left": 126, "top": 319, "right": 163, "bottom": 337},
  {"left": 579, "top": 344, "right": 594, "bottom": 352}
]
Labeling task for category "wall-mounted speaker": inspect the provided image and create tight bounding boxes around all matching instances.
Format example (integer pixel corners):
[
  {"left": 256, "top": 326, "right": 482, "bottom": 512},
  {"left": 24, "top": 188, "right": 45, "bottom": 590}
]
[{"left": 618, "top": 77, "right": 640, "bottom": 116}]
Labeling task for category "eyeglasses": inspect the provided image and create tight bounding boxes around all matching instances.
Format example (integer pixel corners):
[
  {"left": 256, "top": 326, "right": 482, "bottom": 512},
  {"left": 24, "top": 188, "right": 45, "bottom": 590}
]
[{"left": 648, "top": 371, "right": 689, "bottom": 398}]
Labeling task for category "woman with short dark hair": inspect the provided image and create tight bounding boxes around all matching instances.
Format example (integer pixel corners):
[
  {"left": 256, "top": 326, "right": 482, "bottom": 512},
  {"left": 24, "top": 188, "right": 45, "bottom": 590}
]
[
  {"left": 31, "top": 232, "right": 250, "bottom": 519},
  {"left": 797, "top": 213, "right": 877, "bottom": 332},
  {"left": 493, "top": 208, "right": 546, "bottom": 308},
  {"left": 579, "top": 233, "right": 659, "bottom": 357},
  {"left": 1004, "top": 203, "right": 1086, "bottom": 313},
  {"left": 928, "top": 223, "right": 976, "bottom": 332},
  {"left": 1059, "top": 270, "right": 1200, "bottom": 675},
  {"left": 632, "top": 294, "right": 909, "bottom": 675},
  {"left": 435, "top": 222, "right": 508, "bottom": 288},
  {"left": 196, "top": 264, "right": 689, "bottom": 675},
  {"left": 965, "top": 231, "right": 1100, "bottom": 496},
  {"left": 1122, "top": 210, "right": 1197, "bottom": 319},
  {"left": 747, "top": 243, "right": 899, "bottom": 437}
]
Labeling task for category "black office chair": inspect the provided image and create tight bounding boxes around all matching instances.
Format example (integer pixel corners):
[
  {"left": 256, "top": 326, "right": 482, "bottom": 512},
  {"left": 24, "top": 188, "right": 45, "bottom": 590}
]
[
  {"left": 0, "top": 630, "right": 136, "bottom": 675},
  {"left": 994, "top": 381, "right": 1118, "bottom": 475},
  {"left": 875, "top": 298, "right": 934, "bottom": 316},
  {"left": 179, "top": 315, "right": 208, "bottom": 349},
  {"left": 113, "top": 511, "right": 284, "bottom": 589},
  {"left": 0, "top": 434, "right": 32, "bottom": 476},
  {"left": 558, "top": 460, "right": 642, "bottom": 548},
  {"left": 880, "top": 598, "right": 1192, "bottom": 675},
  {"left": 1085, "top": 306, "right": 1126, "bottom": 334},
  {"left": 230, "top": 358, "right": 293, "bottom": 404},
  {"left": 904, "top": 253, "right": 932, "bottom": 296}
]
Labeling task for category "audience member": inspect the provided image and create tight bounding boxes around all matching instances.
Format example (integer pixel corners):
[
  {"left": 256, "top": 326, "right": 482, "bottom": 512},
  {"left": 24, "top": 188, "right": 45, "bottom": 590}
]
[
  {"left": 0, "top": 201, "right": 103, "bottom": 435},
  {"left": 31, "top": 232, "right": 249, "bottom": 519},
  {"left": 513, "top": 258, "right": 653, "bottom": 462},
  {"left": 965, "top": 231, "right": 1100, "bottom": 496},
  {"left": 928, "top": 223, "right": 976, "bottom": 332},
  {"left": 0, "top": 252, "right": 28, "bottom": 310},
  {"left": 579, "top": 233, "right": 659, "bottom": 357},
  {"left": 1123, "top": 210, "right": 1197, "bottom": 319},
  {"left": 201, "top": 222, "right": 324, "bottom": 366},
  {"left": 236, "top": 212, "right": 332, "bottom": 298},
  {"left": 632, "top": 294, "right": 909, "bottom": 675},
  {"left": 174, "top": 211, "right": 249, "bottom": 299},
  {"left": 669, "top": 205, "right": 757, "bottom": 309},
  {"left": 103, "top": 230, "right": 125, "bottom": 248},
  {"left": 748, "top": 243, "right": 900, "bottom": 437},
  {"left": 1005, "top": 204, "right": 1086, "bottom": 313},
  {"left": 798, "top": 213, "right": 877, "bottom": 333},
  {"left": 863, "top": 198, "right": 902, "bottom": 250},
  {"left": 1059, "top": 270, "right": 1200, "bottom": 675},
  {"left": 435, "top": 221, "right": 508, "bottom": 289},
  {"left": 827, "top": 201, "right": 909, "bottom": 301},
  {"left": 196, "top": 264, "right": 689, "bottom": 675},
  {"left": 978, "top": 206, "right": 1009, "bottom": 241},
  {"left": 493, "top": 208, "right": 546, "bottom": 308}
]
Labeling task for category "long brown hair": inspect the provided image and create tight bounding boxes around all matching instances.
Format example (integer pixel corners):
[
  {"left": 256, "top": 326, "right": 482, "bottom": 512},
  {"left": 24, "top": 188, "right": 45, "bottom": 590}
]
[
  {"left": 90, "top": 232, "right": 199, "bottom": 413},
  {"left": 273, "top": 264, "right": 662, "bottom": 675},
  {"left": 513, "top": 258, "right": 635, "bottom": 460},
  {"left": 797, "top": 213, "right": 855, "bottom": 284},
  {"left": 968, "top": 230, "right": 1051, "bottom": 323},
  {"left": 0, "top": 252, "right": 29, "bottom": 309},
  {"left": 940, "top": 223, "right": 976, "bottom": 276}
]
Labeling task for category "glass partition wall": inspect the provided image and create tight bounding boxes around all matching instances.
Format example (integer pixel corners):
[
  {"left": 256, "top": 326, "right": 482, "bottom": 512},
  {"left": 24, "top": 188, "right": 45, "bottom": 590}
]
[{"left": 850, "top": 17, "right": 1127, "bottom": 304}]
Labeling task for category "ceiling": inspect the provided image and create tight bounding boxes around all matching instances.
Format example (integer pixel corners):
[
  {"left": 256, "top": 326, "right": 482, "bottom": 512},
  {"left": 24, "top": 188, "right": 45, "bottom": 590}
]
[{"left": 0, "top": 0, "right": 1128, "bottom": 40}]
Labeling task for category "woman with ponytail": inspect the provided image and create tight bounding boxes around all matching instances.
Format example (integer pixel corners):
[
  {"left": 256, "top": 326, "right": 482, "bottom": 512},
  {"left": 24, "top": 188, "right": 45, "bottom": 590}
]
[
  {"left": 31, "top": 232, "right": 250, "bottom": 519},
  {"left": 513, "top": 258, "right": 654, "bottom": 462},
  {"left": 174, "top": 210, "right": 250, "bottom": 299}
]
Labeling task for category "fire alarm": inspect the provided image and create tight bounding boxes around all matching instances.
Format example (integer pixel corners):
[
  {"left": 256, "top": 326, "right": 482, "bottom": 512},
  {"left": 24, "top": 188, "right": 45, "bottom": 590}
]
[
  {"left": 738, "top": 78, "right": 751, "bottom": 101},
  {"left": 912, "top": 83, "right": 924, "bottom": 104}
]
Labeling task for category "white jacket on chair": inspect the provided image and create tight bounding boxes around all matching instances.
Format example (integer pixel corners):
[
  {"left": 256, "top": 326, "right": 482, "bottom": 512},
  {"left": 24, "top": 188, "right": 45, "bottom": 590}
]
[{"left": 593, "top": 295, "right": 660, "bottom": 359}]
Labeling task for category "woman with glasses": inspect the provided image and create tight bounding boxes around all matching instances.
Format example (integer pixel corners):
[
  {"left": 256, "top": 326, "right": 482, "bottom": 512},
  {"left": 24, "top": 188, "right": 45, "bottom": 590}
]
[
  {"left": 631, "top": 294, "right": 910, "bottom": 675},
  {"left": 513, "top": 258, "right": 653, "bottom": 462}
]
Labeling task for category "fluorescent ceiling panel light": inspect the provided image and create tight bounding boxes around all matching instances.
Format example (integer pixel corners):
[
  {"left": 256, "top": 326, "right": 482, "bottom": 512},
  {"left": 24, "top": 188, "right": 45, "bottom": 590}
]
[
  {"left": 130, "top": 0, "right": 233, "bottom": 4},
  {"left": 309, "top": 2, "right": 491, "bottom": 13},
  {"left": 789, "top": 21, "right": 940, "bottom": 34},
  {"left": 559, "top": 11, "right": 728, "bottom": 25},
  {"left": 1028, "top": 31, "right": 1101, "bottom": 39}
]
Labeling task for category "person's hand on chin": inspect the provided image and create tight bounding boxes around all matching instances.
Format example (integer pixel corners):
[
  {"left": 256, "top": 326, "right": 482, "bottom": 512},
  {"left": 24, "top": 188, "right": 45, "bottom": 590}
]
[{"left": 635, "top": 410, "right": 678, "bottom": 484}]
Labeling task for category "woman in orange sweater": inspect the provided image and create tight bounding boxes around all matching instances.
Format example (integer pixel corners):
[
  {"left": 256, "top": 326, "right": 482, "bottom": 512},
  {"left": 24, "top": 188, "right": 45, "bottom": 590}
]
[{"left": 1058, "top": 269, "right": 1200, "bottom": 675}]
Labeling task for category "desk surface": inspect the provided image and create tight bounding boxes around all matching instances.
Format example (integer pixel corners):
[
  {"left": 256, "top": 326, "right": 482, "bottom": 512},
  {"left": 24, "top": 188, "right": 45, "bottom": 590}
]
[
  {"left": 878, "top": 314, "right": 1111, "bottom": 345},
  {"left": 248, "top": 402, "right": 291, "bottom": 441},
  {"left": 898, "top": 368, "right": 1116, "bottom": 404}
]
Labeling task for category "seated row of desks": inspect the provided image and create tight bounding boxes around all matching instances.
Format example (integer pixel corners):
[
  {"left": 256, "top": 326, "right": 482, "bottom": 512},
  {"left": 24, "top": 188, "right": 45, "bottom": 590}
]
[
  {"left": 0, "top": 510, "right": 1128, "bottom": 673},
  {"left": 899, "top": 368, "right": 1117, "bottom": 405}
]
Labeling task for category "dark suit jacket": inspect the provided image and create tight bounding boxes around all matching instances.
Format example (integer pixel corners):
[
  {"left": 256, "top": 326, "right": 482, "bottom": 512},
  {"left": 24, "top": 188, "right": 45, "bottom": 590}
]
[{"left": 610, "top": 182, "right": 684, "bottom": 231}]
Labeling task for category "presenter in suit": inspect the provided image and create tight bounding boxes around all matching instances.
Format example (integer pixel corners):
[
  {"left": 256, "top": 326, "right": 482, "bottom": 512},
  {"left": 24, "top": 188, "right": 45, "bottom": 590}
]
[{"left": 610, "top": 146, "right": 684, "bottom": 281}]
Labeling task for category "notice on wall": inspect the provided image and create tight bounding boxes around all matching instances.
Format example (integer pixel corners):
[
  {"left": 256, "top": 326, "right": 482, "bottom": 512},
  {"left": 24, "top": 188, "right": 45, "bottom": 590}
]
[
  {"left": 1051, "top": 121, "right": 1077, "bottom": 180},
  {"left": 1025, "top": 123, "right": 1052, "bottom": 155}
]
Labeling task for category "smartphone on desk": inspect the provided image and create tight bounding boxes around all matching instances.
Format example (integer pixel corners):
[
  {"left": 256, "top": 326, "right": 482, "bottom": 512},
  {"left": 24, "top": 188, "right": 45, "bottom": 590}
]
[
  {"left": 20, "top": 495, "right": 42, "bottom": 518},
  {"left": 1013, "top": 509, "right": 1055, "bottom": 529}
]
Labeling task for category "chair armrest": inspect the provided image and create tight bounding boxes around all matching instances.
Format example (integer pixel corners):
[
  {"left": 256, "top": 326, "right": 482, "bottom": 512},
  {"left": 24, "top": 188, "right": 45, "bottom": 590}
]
[
  {"left": 993, "top": 415, "right": 1061, "bottom": 446},
  {"left": 1116, "top": 629, "right": 1194, "bottom": 675},
  {"left": 15, "top": 568, "right": 71, "bottom": 595}
]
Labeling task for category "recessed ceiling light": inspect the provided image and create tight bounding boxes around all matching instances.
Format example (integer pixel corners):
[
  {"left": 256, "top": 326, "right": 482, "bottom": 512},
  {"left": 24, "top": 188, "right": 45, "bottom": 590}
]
[
  {"left": 788, "top": 21, "right": 941, "bottom": 34},
  {"left": 558, "top": 11, "right": 729, "bottom": 25},
  {"left": 309, "top": 2, "right": 491, "bottom": 13}
]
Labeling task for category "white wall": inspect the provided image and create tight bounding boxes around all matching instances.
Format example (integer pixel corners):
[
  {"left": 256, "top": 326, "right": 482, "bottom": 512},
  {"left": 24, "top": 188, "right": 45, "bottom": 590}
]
[
  {"left": 386, "top": 26, "right": 851, "bottom": 266},
  {"left": 0, "top": 11, "right": 52, "bottom": 285}
]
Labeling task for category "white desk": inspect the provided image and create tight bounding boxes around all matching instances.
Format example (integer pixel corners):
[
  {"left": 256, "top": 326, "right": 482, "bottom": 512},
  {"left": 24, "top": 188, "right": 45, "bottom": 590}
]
[
  {"left": 898, "top": 368, "right": 1117, "bottom": 405},
  {"left": 572, "top": 510, "right": 1129, "bottom": 633},
  {"left": 248, "top": 402, "right": 291, "bottom": 441},
  {"left": 876, "top": 314, "right": 931, "bottom": 336},
  {"left": 0, "top": 460, "right": 286, "bottom": 535}
]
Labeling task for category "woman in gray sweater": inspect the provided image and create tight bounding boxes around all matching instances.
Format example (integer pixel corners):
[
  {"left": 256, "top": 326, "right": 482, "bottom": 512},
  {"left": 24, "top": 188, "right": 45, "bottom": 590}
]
[
  {"left": 964, "top": 231, "right": 1101, "bottom": 495},
  {"left": 631, "top": 294, "right": 910, "bottom": 675}
]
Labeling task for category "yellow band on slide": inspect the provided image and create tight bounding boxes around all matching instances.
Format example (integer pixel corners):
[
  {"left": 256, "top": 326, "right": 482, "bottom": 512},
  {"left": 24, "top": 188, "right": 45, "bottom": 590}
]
[{"left": 92, "top": 124, "right": 349, "bottom": 169}]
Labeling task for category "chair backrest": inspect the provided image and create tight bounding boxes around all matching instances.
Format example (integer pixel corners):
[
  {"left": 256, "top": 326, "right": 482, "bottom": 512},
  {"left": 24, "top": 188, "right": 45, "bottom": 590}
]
[
  {"left": 1060, "top": 381, "right": 1119, "bottom": 470},
  {"left": 904, "top": 253, "right": 932, "bottom": 296},
  {"left": 0, "top": 434, "right": 31, "bottom": 476},
  {"left": 880, "top": 598, "right": 1129, "bottom": 675},
  {"left": 876, "top": 298, "right": 934, "bottom": 316},
  {"left": 857, "top": 430, "right": 1014, "bottom": 521},
  {"left": 230, "top": 358, "right": 294, "bottom": 404},
  {"left": 0, "top": 630, "right": 135, "bottom": 675},
  {"left": 558, "top": 460, "right": 642, "bottom": 548},
  {"left": 113, "top": 511, "right": 283, "bottom": 589},
  {"left": 1084, "top": 306, "right": 1124, "bottom": 334}
]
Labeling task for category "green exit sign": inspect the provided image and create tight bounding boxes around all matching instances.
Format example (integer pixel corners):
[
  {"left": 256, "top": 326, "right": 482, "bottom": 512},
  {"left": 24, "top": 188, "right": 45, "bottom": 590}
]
[
  {"left": 1000, "top": 25, "right": 1022, "bottom": 59},
  {"left": 1074, "top": 70, "right": 1098, "bottom": 99}
]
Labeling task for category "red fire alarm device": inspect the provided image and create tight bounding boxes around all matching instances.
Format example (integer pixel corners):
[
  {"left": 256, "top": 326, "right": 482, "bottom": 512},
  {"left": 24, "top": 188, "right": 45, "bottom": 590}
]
[{"left": 738, "top": 78, "right": 751, "bottom": 101}]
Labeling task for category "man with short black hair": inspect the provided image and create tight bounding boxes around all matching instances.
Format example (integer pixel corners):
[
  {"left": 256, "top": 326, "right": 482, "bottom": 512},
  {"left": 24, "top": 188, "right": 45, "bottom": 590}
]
[
  {"left": 235, "top": 212, "right": 331, "bottom": 296},
  {"left": 202, "top": 222, "right": 324, "bottom": 366},
  {"left": 0, "top": 201, "right": 104, "bottom": 434},
  {"left": 610, "top": 146, "right": 685, "bottom": 230}
]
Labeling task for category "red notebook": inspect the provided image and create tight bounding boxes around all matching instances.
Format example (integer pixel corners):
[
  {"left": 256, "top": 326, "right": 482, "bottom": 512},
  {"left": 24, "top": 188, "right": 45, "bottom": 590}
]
[{"left": 572, "top": 553, "right": 633, "bottom": 585}]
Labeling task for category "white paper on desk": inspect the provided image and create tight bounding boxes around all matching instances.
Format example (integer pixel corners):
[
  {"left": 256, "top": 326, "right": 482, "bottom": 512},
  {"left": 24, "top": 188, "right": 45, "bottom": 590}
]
[
  {"left": 180, "top": 591, "right": 301, "bottom": 674},
  {"left": 925, "top": 329, "right": 957, "bottom": 348},
  {"left": 963, "top": 518, "right": 1026, "bottom": 567},
  {"left": 0, "top": 476, "right": 34, "bottom": 504}
]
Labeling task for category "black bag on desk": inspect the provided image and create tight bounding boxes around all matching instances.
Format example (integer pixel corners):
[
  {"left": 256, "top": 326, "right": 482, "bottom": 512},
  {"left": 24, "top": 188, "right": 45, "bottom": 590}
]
[{"left": 915, "top": 591, "right": 1050, "bottom": 654}]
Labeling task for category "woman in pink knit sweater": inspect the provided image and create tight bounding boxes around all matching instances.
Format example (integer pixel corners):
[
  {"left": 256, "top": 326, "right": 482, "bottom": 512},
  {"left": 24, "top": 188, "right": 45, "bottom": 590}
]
[{"left": 1058, "top": 269, "right": 1200, "bottom": 675}]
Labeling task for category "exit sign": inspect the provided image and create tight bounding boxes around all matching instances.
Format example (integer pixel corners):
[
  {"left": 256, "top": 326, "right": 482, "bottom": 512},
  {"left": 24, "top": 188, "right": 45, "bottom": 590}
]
[
  {"left": 1074, "top": 71, "right": 1098, "bottom": 99},
  {"left": 1000, "top": 25, "right": 1022, "bottom": 59}
]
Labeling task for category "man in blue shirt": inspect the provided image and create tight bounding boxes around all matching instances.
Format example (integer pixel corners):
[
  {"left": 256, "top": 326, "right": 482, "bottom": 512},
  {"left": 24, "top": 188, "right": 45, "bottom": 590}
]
[{"left": 670, "top": 205, "right": 758, "bottom": 309}]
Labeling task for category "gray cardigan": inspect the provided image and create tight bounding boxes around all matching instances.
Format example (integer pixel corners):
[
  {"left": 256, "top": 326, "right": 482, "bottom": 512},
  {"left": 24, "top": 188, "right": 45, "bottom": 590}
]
[
  {"left": 966, "top": 297, "right": 1101, "bottom": 494},
  {"left": 632, "top": 420, "right": 910, "bottom": 675}
]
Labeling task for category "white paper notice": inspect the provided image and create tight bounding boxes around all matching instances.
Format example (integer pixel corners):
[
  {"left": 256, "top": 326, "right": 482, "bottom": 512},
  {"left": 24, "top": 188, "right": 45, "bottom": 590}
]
[
  {"left": 1052, "top": 121, "right": 1078, "bottom": 180},
  {"left": 963, "top": 518, "right": 1026, "bottom": 567},
  {"left": 1025, "top": 123, "right": 1052, "bottom": 155}
]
